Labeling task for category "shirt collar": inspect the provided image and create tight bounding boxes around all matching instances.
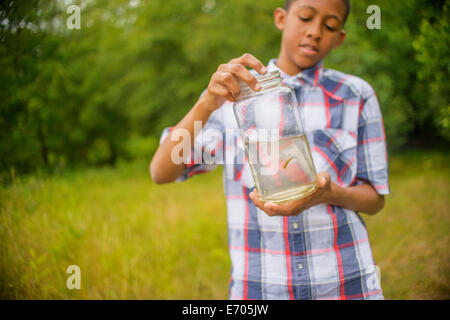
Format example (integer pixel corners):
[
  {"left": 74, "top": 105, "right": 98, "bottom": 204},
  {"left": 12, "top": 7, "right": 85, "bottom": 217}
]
[{"left": 267, "top": 58, "right": 324, "bottom": 87}]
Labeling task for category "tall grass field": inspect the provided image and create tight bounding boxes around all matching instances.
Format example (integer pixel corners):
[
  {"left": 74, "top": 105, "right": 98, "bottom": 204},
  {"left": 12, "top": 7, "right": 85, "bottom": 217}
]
[{"left": 0, "top": 151, "right": 449, "bottom": 299}]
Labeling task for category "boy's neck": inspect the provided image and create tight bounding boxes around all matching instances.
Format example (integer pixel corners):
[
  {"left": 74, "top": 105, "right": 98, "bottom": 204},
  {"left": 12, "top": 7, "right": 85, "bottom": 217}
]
[
  {"left": 275, "top": 55, "right": 304, "bottom": 76},
  {"left": 275, "top": 53, "right": 321, "bottom": 76}
]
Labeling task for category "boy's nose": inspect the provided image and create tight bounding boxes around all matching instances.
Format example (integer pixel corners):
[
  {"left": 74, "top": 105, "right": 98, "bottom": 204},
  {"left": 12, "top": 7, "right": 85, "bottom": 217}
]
[{"left": 306, "top": 22, "right": 322, "bottom": 40}]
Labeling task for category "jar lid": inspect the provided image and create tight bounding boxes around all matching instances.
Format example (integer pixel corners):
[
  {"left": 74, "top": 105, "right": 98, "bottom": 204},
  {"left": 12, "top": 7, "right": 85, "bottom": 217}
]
[{"left": 237, "top": 70, "right": 282, "bottom": 101}]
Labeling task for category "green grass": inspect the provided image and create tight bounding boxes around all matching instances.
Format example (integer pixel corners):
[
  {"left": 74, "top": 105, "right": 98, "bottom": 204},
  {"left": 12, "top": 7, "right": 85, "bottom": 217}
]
[
  {"left": 364, "top": 151, "right": 450, "bottom": 299},
  {"left": 0, "top": 151, "right": 449, "bottom": 299}
]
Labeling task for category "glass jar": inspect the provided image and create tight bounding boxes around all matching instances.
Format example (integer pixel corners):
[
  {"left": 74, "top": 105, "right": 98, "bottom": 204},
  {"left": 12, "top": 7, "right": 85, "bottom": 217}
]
[{"left": 233, "top": 70, "right": 317, "bottom": 203}]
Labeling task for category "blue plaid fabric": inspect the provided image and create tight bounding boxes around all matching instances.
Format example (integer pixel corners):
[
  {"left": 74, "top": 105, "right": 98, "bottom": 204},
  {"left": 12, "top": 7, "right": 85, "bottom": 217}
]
[{"left": 159, "top": 59, "right": 390, "bottom": 300}]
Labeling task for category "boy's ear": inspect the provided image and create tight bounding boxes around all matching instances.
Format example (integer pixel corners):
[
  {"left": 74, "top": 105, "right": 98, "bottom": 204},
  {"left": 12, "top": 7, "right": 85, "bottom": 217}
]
[
  {"left": 274, "top": 7, "right": 286, "bottom": 31},
  {"left": 333, "top": 30, "right": 346, "bottom": 48}
]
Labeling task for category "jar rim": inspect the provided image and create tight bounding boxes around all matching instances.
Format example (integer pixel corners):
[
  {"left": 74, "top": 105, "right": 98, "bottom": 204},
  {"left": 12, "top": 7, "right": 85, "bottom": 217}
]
[{"left": 237, "top": 70, "right": 282, "bottom": 101}]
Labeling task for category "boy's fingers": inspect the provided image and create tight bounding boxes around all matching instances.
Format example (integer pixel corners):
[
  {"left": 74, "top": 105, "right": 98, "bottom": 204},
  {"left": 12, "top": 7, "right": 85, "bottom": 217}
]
[
  {"left": 249, "top": 191, "right": 274, "bottom": 215},
  {"left": 264, "top": 202, "right": 292, "bottom": 216},
  {"left": 211, "top": 72, "right": 240, "bottom": 101},
  {"left": 230, "top": 53, "right": 267, "bottom": 75},
  {"left": 218, "top": 64, "right": 260, "bottom": 92},
  {"left": 265, "top": 197, "right": 308, "bottom": 216},
  {"left": 207, "top": 81, "right": 236, "bottom": 102},
  {"left": 250, "top": 190, "right": 300, "bottom": 216},
  {"left": 249, "top": 190, "right": 261, "bottom": 205},
  {"left": 316, "top": 172, "right": 331, "bottom": 188},
  {"left": 214, "top": 53, "right": 266, "bottom": 98},
  {"left": 214, "top": 71, "right": 241, "bottom": 99}
]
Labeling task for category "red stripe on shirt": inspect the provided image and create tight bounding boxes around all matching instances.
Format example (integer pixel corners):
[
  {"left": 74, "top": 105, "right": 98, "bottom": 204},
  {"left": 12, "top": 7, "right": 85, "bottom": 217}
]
[
  {"left": 299, "top": 237, "right": 368, "bottom": 256},
  {"left": 314, "top": 67, "right": 319, "bottom": 86},
  {"left": 188, "top": 169, "right": 208, "bottom": 177},
  {"left": 358, "top": 99, "right": 365, "bottom": 120},
  {"left": 283, "top": 217, "right": 294, "bottom": 299},
  {"left": 229, "top": 237, "right": 369, "bottom": 256},
  {"left": 325, "top": 130, "right": 343, "bottom": 148},
  {"left": 319, "top": 83, "right": 344, "bottom": 102},
  {"left": 341, "top": 100, "right": 361, "bottom": 106},
  {"left": 229, "top": 245, "right": 285, "bottom": 255},
  {"left": 339, "top": 155, "right": 356, "bottom": 177},
  {"left": 234, "top": 154, "right": 247, "bottom": 182},
  {"left": 358, "top": 137, "right": 385, "bottom": 145},
  {"left": 324, "top": 91, "right": 331, "bottom": 128},
  {"left": 319, "top": 84, "right": 348, "bottom": 129},
  {"left": 322, "top": 289, "right": 382, "bottom": 300},
  {"left": 331, "top": 75, "right": 350, "bottom": 94},
  {"left": 327, "top": 205, "right": 346, "bottom": 300},
  {"left": 313, "top": 146, "right": 344, "bottom": 186},
  {"left": 234, "top": 165, "right": 244, "bottom": 181}
]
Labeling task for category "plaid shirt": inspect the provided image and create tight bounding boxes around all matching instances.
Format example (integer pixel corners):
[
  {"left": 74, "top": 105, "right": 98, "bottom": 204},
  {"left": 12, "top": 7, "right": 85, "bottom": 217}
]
[{"left": 160, "top": 59, "right": 390, "bottom": 300}]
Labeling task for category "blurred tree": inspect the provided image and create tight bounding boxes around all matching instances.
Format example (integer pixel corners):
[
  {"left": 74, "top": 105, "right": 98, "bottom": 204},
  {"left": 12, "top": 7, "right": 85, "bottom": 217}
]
[
  {"left": 0, "top": 0, "right": 448, "bottom": 180},
  {"left": 413, "top": 1, "right": 450, "bottom": 140},
  {"left": 325, "top": 0, "right": 449, "bottom": 150},
  {"left": 0, "top": 0, "right": 55, "bottom": 175}
]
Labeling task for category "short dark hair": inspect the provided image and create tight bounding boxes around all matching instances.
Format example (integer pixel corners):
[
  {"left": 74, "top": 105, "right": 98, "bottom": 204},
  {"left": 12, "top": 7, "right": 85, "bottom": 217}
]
[{"left": 284, "top": 0, "right": 351, "bottom": 26}]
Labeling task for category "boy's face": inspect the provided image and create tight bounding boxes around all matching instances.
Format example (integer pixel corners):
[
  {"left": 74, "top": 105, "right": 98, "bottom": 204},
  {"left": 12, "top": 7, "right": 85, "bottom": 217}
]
[{"left": 274, "top": 0, "right": 347, "bottom": 75}]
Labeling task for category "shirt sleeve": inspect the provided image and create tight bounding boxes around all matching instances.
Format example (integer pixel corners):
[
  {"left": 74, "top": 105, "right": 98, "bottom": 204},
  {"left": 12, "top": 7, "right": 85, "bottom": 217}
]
[
  {"left": 355, "top": 90, "right": 390, "bottom": 195},
  {"left": 158, "top": 107, "right": 225, "bottom": 182}
]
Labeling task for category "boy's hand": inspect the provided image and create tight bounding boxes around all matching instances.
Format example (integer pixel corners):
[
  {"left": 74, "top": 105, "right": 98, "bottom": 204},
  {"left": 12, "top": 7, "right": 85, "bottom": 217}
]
[
  {"left": 201, "top": 53, "right": 267, "bottom": 112},
  {"left": 249, "top": 172, "right": 332, "bottom": 217}
]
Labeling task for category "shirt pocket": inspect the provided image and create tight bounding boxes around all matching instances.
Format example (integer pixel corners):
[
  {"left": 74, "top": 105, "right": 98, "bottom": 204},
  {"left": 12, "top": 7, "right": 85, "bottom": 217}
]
[{"left": 309, "top": 128, "right": 357, "bottom": 186}]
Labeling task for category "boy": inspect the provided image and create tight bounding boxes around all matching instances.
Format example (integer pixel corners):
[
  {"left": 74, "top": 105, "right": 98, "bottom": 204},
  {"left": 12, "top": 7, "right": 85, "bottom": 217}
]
[{"left": 150, "top": 0, "right": 389, "bottom": 300}]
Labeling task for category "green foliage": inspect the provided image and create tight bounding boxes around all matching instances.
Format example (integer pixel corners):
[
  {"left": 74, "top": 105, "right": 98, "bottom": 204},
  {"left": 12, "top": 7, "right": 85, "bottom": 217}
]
[
  {"left": 413, "top": 1, "right": 450, "bottom": 140},
  {"left": 0, "top": 0, "right": 449, "bottom": 178},
  {"left": 325, "top": 0, "right": 449, "bottom": 149}
]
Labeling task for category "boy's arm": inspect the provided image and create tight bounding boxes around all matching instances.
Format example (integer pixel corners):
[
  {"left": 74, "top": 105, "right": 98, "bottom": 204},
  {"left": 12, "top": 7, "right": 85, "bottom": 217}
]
[
  {"left": 326, "top": 178, "right": 385, "bottom": 215},
  {"left": 150, "top": 53, "right": 267, "bottom": 184},
  {"left": 149, "top": 98, "right": 214, "bottom": 184},
  {"left": 249, "top": 172, "right": 385, "bottom": 216}
]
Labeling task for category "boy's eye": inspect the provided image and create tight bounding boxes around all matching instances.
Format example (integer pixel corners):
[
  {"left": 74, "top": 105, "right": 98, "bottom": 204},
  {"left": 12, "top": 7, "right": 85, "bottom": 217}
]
[
  {"left": 298, "top": 16, "right": 312, "bottom": 22},
  {"left": 325, "top": 25, "right": 337, "bottom": 31}
]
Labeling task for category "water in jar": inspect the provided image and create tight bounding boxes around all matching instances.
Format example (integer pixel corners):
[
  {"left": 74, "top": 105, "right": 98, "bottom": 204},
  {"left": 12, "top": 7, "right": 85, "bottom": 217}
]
[{"left": 245, "top": 134, "right": 317, "bottom": 203}]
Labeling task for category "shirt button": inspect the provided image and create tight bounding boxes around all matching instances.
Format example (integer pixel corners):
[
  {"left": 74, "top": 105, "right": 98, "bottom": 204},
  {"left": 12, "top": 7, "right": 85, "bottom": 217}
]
[
  {"left": 292, "top": 222, "right": 299, "bottom": 229},
  {"left": 297, "top": 263, "right": 303, "bottom": 270}
]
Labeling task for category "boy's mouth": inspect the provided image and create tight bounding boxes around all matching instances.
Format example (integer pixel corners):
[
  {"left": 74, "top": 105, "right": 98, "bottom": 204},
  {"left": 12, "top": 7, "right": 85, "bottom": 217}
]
[{"left": 299, "top": 43, "right": 319, "bottom": 57}]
